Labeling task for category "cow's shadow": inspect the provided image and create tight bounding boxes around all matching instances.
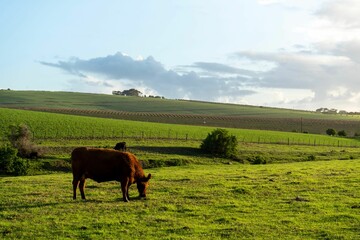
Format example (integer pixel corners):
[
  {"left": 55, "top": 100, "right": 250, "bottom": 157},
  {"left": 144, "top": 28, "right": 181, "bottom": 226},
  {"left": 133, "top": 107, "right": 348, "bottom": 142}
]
[
  {"left": 131, "top": 146, "right": 202, "bottom": 156},
  {"left": 0, "top": 196, "right": 145, "bottom": 210}
]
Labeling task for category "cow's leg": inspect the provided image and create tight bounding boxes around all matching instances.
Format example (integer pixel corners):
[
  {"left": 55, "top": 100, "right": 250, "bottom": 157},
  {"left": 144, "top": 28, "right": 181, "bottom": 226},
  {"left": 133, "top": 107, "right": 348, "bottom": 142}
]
[
  {"left": 79, "top": 178, "right": 86, "bottom": 200},
  {"left": 121, "top": 178, "right": 130, "bottom": 202},
  {"left": 126, "top": 181, "right": 132, "bottom": 200},
  {"left": 72, "top": 178, "right": 79, "bottom": 200}
]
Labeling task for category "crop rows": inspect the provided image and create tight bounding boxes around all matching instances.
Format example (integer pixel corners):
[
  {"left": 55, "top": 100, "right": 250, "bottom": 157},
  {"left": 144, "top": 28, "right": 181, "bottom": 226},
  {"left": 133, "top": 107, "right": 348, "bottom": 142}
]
[
  {"left": 10, "top": 107, "right": 360, "bottom": 136},
  {"left": 1, "top": 107, "right": 359, "bottom": 148}
]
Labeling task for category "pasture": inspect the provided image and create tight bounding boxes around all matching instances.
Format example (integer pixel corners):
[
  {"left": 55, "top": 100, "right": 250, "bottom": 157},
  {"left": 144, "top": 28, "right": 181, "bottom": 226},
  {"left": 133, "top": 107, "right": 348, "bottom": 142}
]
[
  {"left": 1, "top": 91, "right": 360, "bottom": 239},
  {"left": 1, "top": 160, "right": 359, "bottom": 239}
]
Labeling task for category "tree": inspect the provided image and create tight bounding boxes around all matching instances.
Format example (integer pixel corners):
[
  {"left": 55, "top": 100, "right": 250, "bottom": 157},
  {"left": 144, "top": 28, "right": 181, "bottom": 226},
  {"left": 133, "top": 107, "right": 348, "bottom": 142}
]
[
  {"left": 112, "top": 88, "right": 142, "bottom": 97},
  {"left": 326, "top": 128, "right": 336, "bottom": 136},
  {"left": 200, "top": 128, "right": 238, "bottom": 158}
]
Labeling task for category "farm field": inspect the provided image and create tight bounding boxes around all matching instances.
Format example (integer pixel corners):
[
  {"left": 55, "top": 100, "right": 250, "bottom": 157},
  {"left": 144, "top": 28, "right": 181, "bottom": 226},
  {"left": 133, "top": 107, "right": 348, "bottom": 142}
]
[
  {"left": 1, "top": 108, "right": 359, "bottom": 149},
  {"left": 1, "top": 160, "right": 359, "bottom": 239},
  {"left": 2, "top": 90, "right": 360, "bottom": 134}
]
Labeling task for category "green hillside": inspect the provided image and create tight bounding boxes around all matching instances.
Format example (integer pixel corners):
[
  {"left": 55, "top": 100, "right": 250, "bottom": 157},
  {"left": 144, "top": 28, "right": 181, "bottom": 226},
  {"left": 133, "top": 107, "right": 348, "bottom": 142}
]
[
  {"left": 1, "top": 90, "right": 360, "bottom": 135},
  {"left": 0, "top": 90, "right": 346, "bottom": 118}
]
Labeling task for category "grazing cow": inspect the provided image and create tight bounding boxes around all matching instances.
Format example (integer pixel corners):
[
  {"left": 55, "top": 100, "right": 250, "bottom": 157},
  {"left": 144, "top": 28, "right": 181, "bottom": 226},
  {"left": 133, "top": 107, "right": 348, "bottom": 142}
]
[
  {"left": 114, "top": 142, "right": 127, "bottom": 151},
  {"left": 71, "top": 147, "right": 151, "bottom": 202}
]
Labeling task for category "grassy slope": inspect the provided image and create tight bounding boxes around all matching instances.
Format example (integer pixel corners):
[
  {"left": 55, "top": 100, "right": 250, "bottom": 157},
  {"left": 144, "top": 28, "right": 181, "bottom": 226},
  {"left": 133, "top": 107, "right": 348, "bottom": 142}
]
[
  {"left": 1, "top": 90, "right": 358, "bottom": 119},
  {"left": 1, "top": 160, "right": 359, "bottom": 239},
  {"left": 1, "top": 108, "right": 359, "bottom": 148},
  {"left": 3, "top": 90, "right": 360, "bottom": 135}
]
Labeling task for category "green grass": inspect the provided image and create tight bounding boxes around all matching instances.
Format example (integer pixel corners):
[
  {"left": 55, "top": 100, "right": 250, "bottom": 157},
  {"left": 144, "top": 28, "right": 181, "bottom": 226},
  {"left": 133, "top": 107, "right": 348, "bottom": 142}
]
[
  {"left": 15, "top": 138, "right": 360, "bottom": 176},
  {"left": 1, "top": 160, "right": 359, "bottom": 239},
  {"left": 1, "top": 108, "right": 359, "bottom": 148}
]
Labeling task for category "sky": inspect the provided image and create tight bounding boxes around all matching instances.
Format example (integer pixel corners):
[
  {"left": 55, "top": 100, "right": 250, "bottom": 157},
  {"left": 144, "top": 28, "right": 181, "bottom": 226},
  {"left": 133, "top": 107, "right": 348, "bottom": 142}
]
[{"left": 1, "top": 0, "right": 360, "bottom": 112}]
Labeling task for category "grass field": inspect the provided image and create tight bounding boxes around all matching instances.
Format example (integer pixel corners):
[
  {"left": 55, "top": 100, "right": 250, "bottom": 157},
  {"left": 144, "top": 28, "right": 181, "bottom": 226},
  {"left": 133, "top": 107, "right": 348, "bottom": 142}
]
[
  {"left": 1, "top": 160, "right": 359, "bottom": 239},
  {"left": 1, "top": 90, "right": 360, "bottom": 239},
  {"left": 1, "top": 108, "right": 359, "bottom": 148}
]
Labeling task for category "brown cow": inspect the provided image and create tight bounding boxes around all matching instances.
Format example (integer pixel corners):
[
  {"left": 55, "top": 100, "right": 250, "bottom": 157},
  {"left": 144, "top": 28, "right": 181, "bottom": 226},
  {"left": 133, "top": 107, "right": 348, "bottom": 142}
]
[{"left": 71, "top": 147, "right": 151, "bottom": 202}]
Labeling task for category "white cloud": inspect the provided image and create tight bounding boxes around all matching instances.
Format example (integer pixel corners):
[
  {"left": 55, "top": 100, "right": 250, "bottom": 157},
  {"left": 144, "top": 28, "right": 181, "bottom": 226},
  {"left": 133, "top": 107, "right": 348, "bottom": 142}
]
[
  {"left": 298, "top": 0, "right": 360, "bottom": 43},
  {"left": 316, "top": 0, "right": 360, "bottom": 28},
  {"left": 327, "top": 86, "right": 348, "bottom": 98}
]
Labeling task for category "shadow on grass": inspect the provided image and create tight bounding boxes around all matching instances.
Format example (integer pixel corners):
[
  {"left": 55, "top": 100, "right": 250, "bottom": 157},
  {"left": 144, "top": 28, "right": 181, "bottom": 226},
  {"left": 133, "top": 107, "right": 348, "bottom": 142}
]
[
  {"left": 0, "top": 196, "right": 148, "bottom": 210},
  {"left": 0, "top": 202, "right": 63, "bottom": 211},
  {"left": 131, "top": 146, "right": 202, "bottom": 156}
]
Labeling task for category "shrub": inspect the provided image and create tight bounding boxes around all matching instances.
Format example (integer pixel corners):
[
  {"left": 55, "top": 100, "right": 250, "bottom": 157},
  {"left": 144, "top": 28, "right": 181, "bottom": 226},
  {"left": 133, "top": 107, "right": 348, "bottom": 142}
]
[
  {"left": 0, "top": 145, "right": 29, "bottom": 175},
  {"left": 200, "top": 128, "right": 238, "bottom": 158},
  {"left": 7, "top": 124, "right": 42, "bottom": 158},
  {"left": 338, "top": 130, "right": 347, "bottom": 137},
  {"left": 247, "top": 155, "right": 267, "bottom": 165},
  {"left": 326, "top": 128, "right": 336, "bottom": 136},
  {"left": 0, "top": 145, "right": 18, "bottom": 173},
  {"left": 12, "top": 158, "right": 29, "bottom": 175}
]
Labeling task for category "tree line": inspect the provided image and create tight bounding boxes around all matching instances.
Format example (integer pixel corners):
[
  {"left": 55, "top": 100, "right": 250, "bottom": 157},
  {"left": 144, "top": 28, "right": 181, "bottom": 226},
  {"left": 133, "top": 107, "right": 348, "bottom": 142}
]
[{"left": 112, "top": 88, "right": 165, "bottom": 99}]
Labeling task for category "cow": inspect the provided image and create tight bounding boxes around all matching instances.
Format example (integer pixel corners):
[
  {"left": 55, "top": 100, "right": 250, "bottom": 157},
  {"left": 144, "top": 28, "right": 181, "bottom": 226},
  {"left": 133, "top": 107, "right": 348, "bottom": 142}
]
[
  {"left": 114, "top": 142, "right": 127, "bottom": 151},
  {"left": 71, "top": 147, "right": 151, "bottom": 202}
]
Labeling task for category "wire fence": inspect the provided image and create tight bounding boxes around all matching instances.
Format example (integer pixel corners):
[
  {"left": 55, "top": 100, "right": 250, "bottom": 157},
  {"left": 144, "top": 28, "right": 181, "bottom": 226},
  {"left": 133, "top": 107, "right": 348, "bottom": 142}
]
[
  {"left": 25, "top": 132, "right": 360, "bottom": 148},
  {"left": 1, "top": 130, "right": 360, "bottom": 148}
]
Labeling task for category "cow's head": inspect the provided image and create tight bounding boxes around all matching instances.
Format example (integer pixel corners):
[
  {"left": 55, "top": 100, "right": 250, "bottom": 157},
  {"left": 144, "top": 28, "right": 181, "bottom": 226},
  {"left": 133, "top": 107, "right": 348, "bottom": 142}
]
[{"left": 137, "top": 174, "right": 152, "bottom": 198}]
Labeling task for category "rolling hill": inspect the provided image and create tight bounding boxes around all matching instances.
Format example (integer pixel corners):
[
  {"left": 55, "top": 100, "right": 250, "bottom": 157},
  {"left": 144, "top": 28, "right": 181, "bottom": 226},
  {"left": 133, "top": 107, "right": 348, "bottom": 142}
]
[{"left": 1, "top": 90, "right": 360, "bottom": 135}]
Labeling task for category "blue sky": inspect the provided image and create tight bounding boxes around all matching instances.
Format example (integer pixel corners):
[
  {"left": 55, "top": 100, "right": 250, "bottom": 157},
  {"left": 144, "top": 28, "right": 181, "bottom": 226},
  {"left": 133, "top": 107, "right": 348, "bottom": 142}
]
[{"left": 1, "top": 0, "right": 360, "bottom": 111}]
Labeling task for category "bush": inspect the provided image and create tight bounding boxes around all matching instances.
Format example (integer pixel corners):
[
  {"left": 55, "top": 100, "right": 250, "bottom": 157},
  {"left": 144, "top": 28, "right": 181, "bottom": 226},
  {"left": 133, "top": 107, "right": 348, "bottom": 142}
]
[
  {"left": 326, "top": 128, "right": 336, "bottom": 136},
  {"left": 12, "top": 158, "right": 29, "bottom": 175},
  {"left": 0, "top": 145, "right": 29, "bottom": 175},
  {"left": 200, "top": 128, "right": 238, "bottom": 158},
  {"left": 0, "top": 145, "right": 18, "bottom": 173},
  {"left": 7, "top": 124, "right": 42, "bottom": 158},
  {"left": 338, "top": 130, "right": 347, "bottom": 137}
]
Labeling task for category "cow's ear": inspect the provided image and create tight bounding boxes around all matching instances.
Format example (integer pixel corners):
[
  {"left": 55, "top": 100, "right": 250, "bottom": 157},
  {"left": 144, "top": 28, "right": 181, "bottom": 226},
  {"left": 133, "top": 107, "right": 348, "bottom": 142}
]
[{"left": 146, "top": 173, "right": 152, "bottom": 181}]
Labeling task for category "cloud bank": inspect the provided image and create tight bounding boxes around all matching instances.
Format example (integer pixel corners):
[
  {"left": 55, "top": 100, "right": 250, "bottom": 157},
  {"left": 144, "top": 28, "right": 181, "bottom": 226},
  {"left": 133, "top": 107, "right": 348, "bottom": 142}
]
[{"left": 41, "top": 53, "right": 256, "bottom": 102}]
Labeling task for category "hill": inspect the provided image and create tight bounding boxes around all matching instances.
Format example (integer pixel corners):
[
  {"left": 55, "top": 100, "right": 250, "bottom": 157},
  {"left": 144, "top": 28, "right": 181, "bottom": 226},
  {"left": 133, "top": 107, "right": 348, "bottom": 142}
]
[{"left": 1, "top": 90, "right": 360, "bottom": 135}]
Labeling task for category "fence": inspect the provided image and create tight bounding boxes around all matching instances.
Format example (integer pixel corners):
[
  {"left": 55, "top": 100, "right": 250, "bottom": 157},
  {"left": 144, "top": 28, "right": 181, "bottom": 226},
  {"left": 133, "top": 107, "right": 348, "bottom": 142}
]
[
  {"left": 2, "top": 130, "right": 360, "bottom": 148},
  {"left": 27, "top": 131, "right": 360, "bottom": 148}
]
